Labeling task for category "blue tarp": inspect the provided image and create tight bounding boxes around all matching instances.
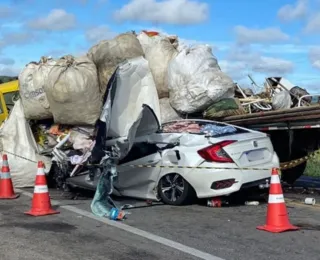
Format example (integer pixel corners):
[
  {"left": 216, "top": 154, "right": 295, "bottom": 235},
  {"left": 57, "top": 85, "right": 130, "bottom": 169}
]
[{"left": 200, "top": 124, "right": 237, "bottom": 136}]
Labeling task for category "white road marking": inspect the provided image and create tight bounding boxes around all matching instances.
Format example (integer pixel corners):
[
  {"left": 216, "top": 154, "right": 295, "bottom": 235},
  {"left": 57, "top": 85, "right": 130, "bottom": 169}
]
[{"left": 16, "top": 189, "right": 225, "bottom": 260}]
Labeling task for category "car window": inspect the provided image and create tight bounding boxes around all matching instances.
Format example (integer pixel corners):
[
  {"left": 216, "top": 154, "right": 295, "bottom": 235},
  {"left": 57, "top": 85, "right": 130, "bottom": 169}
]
[{"left": 119, "top": 142, "right": 159, "bottom": 164}]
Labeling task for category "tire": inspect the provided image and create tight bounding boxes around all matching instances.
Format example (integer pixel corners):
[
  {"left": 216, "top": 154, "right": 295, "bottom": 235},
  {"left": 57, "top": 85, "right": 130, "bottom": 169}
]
[
  {"left": 281, "top": 161, "right": 307, "bottom": 185},
  {"left": 157, "top": 173, "right": 195, "bottom": 205}
]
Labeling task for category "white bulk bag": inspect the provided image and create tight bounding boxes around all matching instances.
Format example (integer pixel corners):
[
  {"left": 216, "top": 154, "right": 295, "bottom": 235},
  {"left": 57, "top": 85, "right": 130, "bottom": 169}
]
[
  {"left": 0, "top": 100, "right": 52, "bottom": 187},
  {"left": 159, "top": 98, "right": 182, "bottom": 123},
  {"left": 19, "top": 56, "right": 56, "bottom": 120},
  {"left": 144, "top": 37, "right": 178, "bottom": 98},
  {"left": 88, "top": 32, "right": 144, "bottom": 95},
  {"left": 45, "top": 55, "right": 102, "bottom": 126},
  {"left": 168, "top": 45, "right": 235, "bottom": 114}
]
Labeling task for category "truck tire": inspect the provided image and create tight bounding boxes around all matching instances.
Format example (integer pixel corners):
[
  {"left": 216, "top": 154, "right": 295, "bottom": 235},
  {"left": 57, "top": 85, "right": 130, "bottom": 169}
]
[{"left": 281, "top": 161, "right": 307, "bottom": 185}]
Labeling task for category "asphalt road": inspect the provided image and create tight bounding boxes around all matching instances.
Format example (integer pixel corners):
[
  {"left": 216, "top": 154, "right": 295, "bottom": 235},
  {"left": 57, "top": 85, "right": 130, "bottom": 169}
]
[{"left": 0, "top": 188, "right": 319, "bottom": 260}]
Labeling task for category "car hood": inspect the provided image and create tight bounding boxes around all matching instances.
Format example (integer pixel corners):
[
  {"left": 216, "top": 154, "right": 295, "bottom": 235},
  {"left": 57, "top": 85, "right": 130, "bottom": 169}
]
[{"left": 99, "top": 62, "right": 161, "bottom": 157}]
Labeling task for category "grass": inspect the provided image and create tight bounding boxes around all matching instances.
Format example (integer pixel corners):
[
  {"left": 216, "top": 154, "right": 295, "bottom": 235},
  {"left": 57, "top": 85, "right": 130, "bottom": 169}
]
[{"left": 304, "top": 153, "right": 320, "bottom": 177}]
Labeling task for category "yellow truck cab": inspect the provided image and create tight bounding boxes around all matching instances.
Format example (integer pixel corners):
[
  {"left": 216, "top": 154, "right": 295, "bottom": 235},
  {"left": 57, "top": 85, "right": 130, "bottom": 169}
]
[{"left": 0, "top": 80, "right": 19, "bottom": 124}]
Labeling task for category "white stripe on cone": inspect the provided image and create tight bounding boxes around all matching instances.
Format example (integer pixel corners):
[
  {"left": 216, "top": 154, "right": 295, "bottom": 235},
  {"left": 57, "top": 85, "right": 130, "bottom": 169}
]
[
  {"left": 268, "top": 194, "right": 285, "bottom": 204},
  {"left": 34, "top": 185, "right": 49, "bottom": 194},
  {"left": 37, "top": 167, "right": 45, "bottom": 176},
  {"left": 2, "top": 160, "right": 8, "bottom": 167},
  {"left": 1, "top": 172, "right": 11, "bottom": 179},
  {"left": 270, "top": 175, "right": 280, "bottom": 184}
]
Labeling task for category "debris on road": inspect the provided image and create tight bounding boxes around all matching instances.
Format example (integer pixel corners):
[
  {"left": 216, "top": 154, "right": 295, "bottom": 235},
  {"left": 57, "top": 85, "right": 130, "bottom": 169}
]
[
  {"left": 245, "top": 201, "right": 260, "bottom": 206},
  {"left": 304, "top": 198, "right": 316, "bottom": 206}
]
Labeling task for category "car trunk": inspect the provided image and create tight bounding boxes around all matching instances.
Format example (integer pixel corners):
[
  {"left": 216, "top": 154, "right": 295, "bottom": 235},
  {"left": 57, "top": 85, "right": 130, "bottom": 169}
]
[{"left": 212, "top": 133, "right": 274, "bottom": 168}]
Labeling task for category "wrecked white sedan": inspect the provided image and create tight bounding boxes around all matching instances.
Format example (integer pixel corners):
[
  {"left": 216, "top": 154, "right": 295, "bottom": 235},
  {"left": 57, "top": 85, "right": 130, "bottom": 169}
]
[
  {"left": 67, "top": 108, "right": 279, "bottom": 205},
  {"left": 62, "top": 57, "right": 279, "bottom": 205},
  {"left": 114, "top": 119, "right": 278, "bottom": 205}
]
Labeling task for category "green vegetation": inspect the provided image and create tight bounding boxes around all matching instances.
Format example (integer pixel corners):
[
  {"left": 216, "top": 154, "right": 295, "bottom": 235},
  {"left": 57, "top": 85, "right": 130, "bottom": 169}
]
[
  {"left": 0, "top": 76, "right": 18, "bottom": 84},
  {"left": 305, "top": 153, "right": 320, "bottom": 177}
]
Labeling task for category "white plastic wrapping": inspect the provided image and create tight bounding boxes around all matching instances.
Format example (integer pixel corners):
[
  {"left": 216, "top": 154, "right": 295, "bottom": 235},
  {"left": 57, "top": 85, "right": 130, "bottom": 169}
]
[{"left": 272, "top": 90, "right": 292, "bottom": 110}]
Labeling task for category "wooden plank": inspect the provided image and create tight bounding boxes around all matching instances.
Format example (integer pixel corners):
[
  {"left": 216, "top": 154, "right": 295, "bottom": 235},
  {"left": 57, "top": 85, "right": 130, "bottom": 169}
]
[
  {"left": 222, "top": 104, "right": 320, "bottom": 121},
  {"left": 224, "top": 111, "right": 320, "bottom": 126}
]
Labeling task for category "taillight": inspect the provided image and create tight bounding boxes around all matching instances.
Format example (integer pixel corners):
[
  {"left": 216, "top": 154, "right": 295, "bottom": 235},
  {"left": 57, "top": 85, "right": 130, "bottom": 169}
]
[{"left": 197, "top": 140, "right": 236, "bottom": 163}]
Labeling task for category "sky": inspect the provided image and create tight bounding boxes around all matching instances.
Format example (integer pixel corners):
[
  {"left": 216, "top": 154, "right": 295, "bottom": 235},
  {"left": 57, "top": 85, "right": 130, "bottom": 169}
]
[{"left": 0, "top": 0, "right": 319, "bottom": 93}]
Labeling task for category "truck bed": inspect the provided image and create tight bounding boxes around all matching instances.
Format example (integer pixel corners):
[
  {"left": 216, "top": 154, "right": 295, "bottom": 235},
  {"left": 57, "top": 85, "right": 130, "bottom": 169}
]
[{"left": 221, "top": 105, "right": 320, "bottom": 130}]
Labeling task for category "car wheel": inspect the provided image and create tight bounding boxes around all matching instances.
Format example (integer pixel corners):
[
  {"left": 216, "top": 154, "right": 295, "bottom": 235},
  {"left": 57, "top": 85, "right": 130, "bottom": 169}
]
[{"left": 158, "top": 173, "right": 194, "bottom": 206}]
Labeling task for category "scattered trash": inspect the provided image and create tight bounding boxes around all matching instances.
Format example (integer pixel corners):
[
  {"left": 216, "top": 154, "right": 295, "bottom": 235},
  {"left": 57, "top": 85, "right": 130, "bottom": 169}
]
[
  {"left": 245, "top": 201, "right": 260, "bottom": 206},
  {"left": 304, "top": 198, "right": 316, "bottom": 206},
  {"left": 207, "top": 197, "right": 229, "bottom": 207}
]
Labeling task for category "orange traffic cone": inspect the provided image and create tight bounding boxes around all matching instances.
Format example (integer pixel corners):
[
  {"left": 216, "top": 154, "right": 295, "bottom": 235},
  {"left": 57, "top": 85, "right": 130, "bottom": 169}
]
[
  {"left": 257, "top": 168, "right": 299, "bottom": 233},
  {"left": 0, "top": 154, "right": 19, "bottom": 199},
  {"left": 25, "top": 161, "right": 59, "bottom": 216}
]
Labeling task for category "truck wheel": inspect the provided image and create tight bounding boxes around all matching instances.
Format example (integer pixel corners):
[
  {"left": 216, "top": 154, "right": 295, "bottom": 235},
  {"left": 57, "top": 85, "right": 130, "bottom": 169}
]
[{"left": 281, "top": 161, "right": 307, "bottom": 185}]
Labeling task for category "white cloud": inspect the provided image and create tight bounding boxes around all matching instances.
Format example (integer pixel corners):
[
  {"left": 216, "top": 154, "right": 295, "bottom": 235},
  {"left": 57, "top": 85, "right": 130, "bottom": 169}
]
[
  {"left": 0, "top": 57, "right": 15, "bottom": 65},
  {"left": 277, "top": 0, "right": 308, "bottom": 22},
  {"left": 304, "top": 82, "right": 320, "bottom": 94},
  {"left": 234, "top": 26, "right": 290, "bottom": 44},
  {"left": 305, "top": 13, "right": 320, "bottom": 33},
  {"left": 219, "top": 60, "right": 248, "bottom": 81},
  {"left": 85, "top": 25, "right": 117, "bottom": 43},
  {"left": 28, "top": 9, "right": 77, "bottom": 31},
  {"left": 309, "top": 47, "right": 320, "bottom": 69},
  {"left": 0, "top": 66, "right": 20, "bottom": 76},
  {"left": 0, "top": 32, "right": 36, "bottom": 48},
  {"left": 254, "top": 43, "right": 315, "bottom": 54},
  {"left": 220, "top": 45, "right": 294, "bottom": 81},
  {"left": 251, "top": 56, "right": 294, "bottom": 74},
  {"left": 113, "top": 0, "right": 209, "bottom": 25}
]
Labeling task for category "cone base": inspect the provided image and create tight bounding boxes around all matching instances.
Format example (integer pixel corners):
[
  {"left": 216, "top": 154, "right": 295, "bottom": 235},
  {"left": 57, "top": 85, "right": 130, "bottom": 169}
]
[
  {"left": 24, "top": 208, "right": 60, "bottom": 217},
  {"left": 257, "top": 224, "right": 299, "bottom": 233},
  {"left": 0, "top": 193, "right": 20, "bottom": 199}
]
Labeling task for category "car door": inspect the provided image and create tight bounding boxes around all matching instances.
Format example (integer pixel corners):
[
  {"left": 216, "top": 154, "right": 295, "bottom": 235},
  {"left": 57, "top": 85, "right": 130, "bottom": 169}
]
[{"left": 116, "top": 142, "right": 162, "bottom": 200}]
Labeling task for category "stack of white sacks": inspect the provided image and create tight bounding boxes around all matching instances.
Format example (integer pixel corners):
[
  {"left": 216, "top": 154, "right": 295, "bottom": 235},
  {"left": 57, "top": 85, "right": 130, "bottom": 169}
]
[{"left": 18, "top": 30, "right": 235, "bottom": 125}]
